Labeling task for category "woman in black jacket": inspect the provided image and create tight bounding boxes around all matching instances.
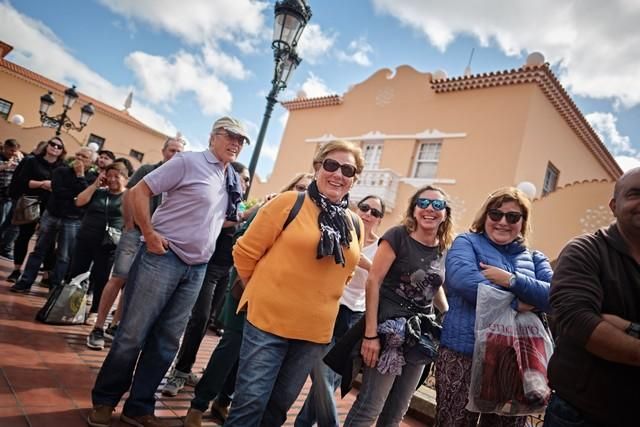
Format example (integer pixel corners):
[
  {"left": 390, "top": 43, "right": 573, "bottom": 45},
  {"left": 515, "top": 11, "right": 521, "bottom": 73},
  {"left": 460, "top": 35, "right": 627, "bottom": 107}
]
[{"left": 6, "top": 137, "right": 65, "bottom": 282}]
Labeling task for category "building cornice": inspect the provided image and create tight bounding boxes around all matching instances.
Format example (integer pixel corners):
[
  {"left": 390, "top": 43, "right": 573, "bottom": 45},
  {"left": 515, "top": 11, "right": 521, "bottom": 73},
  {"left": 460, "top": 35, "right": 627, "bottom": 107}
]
[
  {"left": 0, "top": 58, "right": 167, "bottom": 139},
  {"left": 305, "top": 129, "right": 466, "bottom": 143},
  {"left": 431, "top": 64, "right": 622, "bottom": 178}
]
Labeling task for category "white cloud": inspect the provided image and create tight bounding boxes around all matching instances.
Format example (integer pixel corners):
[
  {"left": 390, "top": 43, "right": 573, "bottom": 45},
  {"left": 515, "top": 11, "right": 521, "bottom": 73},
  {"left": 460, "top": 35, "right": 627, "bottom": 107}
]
[
  {"left": 0, "top": 2, "right": 176, "bottom": 135},
  {"left": 202, "top": 45, "right": 250, "bottom": 80},
  {"left": 586, "top": 112, "right": 636, "bottom": 156},
  {"left": 615, "top": 155, "right": 640, "bottom": 172},
  {"left": 296, "top": 23, "right": 337, "bottom": 65},
  {"left": 372, "top": 0, "right": 640, "bottom": 108},
  {"left": 336, "top": 37, "right": 373, "bottom": 67},
  {"left": 125, "top": 50, "right": 233, "bottom": 116},
  {"left": 300, "top": 72, "right": 333, "bottom": 98},
  {"left": 98, "top": 0, "right": 268, "bottom": 46}
]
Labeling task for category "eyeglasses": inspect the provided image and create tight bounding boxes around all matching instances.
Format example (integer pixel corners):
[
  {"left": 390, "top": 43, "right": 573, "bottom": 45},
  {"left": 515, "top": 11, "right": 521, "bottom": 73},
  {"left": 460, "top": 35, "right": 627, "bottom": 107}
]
[
  {"left": 358, "top": 203, "right": 384, "bottom": 218},
  {"left": 320, "top": 158, "right": 357, "bottom": 178},
  {"left": 294, "top": 184, "right": 308, "bottom": 192},
  {"left": 48, "top": 141, "right": 64, "bottom": 150},
  {"left": 242, "top": 176, "right": 250, "bottom": 184},
  {"left": 487, "top": 209, "right": 524, "bottom": 224},
  {"left": 416, "top": 198, "right": 447, "bottom": 211},
  {"left": 215, "top": 131, "right": 246, "bottom": 146}
]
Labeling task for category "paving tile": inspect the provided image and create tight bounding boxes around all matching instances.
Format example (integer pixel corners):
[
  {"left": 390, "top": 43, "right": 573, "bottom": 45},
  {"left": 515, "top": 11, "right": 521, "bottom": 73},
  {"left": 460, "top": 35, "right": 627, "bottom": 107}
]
[
  {"left": 23, "top": 407, "right": 87, "bottom": 427},
  {"left": 14, "top": 387, "right": 76, "bottom": 408},
  {"left": 0, "top": 407, "right": 29, "bottom": 427}
]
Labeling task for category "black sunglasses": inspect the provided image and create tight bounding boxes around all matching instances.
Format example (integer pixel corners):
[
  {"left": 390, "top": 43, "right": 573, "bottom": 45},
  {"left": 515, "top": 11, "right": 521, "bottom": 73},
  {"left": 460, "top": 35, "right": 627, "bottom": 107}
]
[
  {"left": 49, "top": 141, "right": 64, "bottom": 150},
  {"left": 487, "top": 209, "right": 524, "bottom": 224},
  {"left": 416, "top": 198, "right": 446, "bottom": 211},
  {"left": 321, "top": 158, "right": 357, "bottom": 178},
  {"left": 358, "top": 203, "right": 384, "bottom": 218},
  {"left": 216, "top": 131, "right": 247, "bottom": 146}
]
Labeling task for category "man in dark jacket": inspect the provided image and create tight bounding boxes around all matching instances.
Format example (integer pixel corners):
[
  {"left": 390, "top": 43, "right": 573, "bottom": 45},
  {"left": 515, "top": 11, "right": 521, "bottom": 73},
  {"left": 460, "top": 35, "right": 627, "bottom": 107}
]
[
  {"left": 545, "top": 167, "right": 640, "bottom": 427},
  {"left": 10, "top": 147, "right": 94, "bottom": 293}
]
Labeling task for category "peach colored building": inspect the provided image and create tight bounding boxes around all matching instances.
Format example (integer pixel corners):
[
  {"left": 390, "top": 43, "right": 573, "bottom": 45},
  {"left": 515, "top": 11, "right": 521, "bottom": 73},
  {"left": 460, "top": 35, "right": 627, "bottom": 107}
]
[
  {"left": 252, "top": 55, "right": 621, "bottom": 260},
  {"left": 0, "top": 41, "right": 167, "bottom": 167}
]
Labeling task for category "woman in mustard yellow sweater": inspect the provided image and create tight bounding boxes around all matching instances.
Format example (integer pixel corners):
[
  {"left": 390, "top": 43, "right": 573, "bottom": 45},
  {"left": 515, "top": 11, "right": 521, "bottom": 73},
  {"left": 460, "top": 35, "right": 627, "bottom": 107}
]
[{"left": 224, "top": 140, "right": 365, "bottom": 427}]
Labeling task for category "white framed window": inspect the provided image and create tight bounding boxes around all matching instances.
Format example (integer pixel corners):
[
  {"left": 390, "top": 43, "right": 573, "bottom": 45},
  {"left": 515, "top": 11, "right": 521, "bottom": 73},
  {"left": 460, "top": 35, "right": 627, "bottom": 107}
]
[
  {"left": 363, "top": 142, "right": 383, "bottom": 169},
  {"left": 542, "top": 162, "right": 559, "bottom": 195},
  {"left": 412, "top": 142, "right": 441, "bottom": 178}
]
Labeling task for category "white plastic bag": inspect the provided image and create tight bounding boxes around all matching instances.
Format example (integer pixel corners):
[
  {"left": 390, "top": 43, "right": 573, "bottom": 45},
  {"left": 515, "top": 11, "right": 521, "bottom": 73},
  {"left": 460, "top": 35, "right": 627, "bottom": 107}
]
[{"left": 466, "top": 284, "right": 553, "bottom": 415}]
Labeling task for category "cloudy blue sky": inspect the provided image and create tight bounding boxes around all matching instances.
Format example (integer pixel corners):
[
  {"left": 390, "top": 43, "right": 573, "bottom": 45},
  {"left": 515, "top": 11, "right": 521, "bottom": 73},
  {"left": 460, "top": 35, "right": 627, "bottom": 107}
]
[{"left": 1, "top": 0, "right": 639, "bottom": 177}]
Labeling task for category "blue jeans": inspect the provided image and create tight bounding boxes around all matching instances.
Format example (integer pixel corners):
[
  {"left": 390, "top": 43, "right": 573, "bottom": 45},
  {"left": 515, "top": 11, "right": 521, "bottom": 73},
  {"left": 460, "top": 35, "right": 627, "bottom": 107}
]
[
  {"left": 225, "top": 322, "right": 326, "bottom": 427},
  {"left": 17, "top": 211, "right": 80, "bottom": 287},
  {"left": 0, "top": 199, "right": 18, "bottom": 254},
  {"left": 110, "top": 228, "right": 142, "bottom": 278},
  {"left": 91, "top": 245, "right": 206, "bottom": 417},
  {"left": 344, "top": 355, "right": 427, "bottom": 427},
  {"left": 295, "top": 305, "right": 364, "bottom": 427},
  {"left": 543, "top": 394, "right": 604, "bottom": 427}
]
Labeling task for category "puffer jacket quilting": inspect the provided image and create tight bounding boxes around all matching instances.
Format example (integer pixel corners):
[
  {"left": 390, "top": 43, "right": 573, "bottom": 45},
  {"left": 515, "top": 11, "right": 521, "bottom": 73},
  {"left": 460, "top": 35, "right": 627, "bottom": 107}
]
[{"left": 440, "top": 232, "right": 552, "bottom": 356}]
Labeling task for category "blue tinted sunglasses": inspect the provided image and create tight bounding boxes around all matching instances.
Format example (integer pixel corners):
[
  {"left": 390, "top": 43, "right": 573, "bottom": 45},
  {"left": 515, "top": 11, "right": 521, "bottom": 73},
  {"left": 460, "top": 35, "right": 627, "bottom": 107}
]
[{"left": 416, "top": 198, "right": 447, "bottom": 211}]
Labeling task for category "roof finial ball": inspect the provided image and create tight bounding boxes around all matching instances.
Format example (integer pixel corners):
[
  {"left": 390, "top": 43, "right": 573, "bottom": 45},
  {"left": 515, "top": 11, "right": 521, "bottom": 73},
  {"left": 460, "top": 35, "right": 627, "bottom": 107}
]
[{"left": 525, "top": 52, "right": 545, "bottom": 68}]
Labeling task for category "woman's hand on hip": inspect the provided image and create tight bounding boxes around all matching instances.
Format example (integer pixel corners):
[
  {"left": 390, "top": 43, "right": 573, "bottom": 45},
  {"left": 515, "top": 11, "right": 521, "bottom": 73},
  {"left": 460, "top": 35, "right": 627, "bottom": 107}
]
[{"left": 361, "top": 337, "right": 381, "bottom": 368}]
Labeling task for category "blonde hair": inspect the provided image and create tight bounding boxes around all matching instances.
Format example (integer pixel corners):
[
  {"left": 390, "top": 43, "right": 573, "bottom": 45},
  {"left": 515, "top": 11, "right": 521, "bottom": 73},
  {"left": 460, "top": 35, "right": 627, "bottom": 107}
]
[
  {"left": 401, "top": 185, "right": 454, "bottom": 254},
  {"left": 280, "top": 172, "right": 314, "bottom": 192},
  {"left": 313, "top": 140, "right": 365, "bottom": 176},
  {"left": 470, "top": 187, "right": 532, "bottom": 246}
]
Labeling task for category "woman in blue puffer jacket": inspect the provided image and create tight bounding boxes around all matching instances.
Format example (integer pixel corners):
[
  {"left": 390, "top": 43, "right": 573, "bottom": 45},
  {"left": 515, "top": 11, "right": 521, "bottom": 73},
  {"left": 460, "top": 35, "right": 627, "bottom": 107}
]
[{"left": 434, "top": 187, "right": 552, "bottom": 427}]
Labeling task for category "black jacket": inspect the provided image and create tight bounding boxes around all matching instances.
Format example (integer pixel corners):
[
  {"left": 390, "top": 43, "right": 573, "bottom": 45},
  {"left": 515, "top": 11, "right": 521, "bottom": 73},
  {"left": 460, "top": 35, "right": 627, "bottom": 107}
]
[
  {"left": 548, "top": 223, "right": 640, "bottom": 426},
  {"left": 9, "top": 154, "right": 63, "bottom": 209},
  {"left": 46, "top": 165, "right": 89, "bottom": 219}
]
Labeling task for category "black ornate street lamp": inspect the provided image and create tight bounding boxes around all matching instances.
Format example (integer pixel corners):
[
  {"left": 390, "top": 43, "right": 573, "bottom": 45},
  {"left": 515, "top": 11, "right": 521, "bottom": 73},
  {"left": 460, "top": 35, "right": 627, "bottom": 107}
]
[
  {"left": 245, "top": 0, "right": 311, "bottom": 197},
  {"left": 39, "top": 85, "right": 95, "bottom": 136}
]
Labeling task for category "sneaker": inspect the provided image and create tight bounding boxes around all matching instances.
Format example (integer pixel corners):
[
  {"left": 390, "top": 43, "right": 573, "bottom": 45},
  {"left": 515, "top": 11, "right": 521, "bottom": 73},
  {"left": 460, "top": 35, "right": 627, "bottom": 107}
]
[
  {"left": 87, "top": 404, "right": 114, "bottom": 427},
  {"left": 183, "top": 408, "right": 203, "bottom": 427},
  {"left": 185, "top": 371, "right": 200, "bottom": 387},
  {"left": 6, "top": 269, "right": 21, "bottom": 283},
  {"left": 210, "top": 399, "right": 229, "bottom": 423},
  {"left": 87, "top": 328, "right": 105, "bottom": 351},
  {"left": 161, "top": 371, "right": 189, "bottom": 396},
  {"left": 104, "top": 323, "right": 118, "bottom": 341},
  {"left": 9, "top": 280, "right": 30, "bottom": 293},
  {"left": 120, "top": 413, "right": 168, "bottom": 427},
  {"left": 86, "top": 312, "right": 98, "bottom": 326}
]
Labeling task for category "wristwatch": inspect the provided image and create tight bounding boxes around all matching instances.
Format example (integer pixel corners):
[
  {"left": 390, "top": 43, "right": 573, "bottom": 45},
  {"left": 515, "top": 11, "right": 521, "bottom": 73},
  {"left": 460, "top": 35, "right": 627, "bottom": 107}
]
[
  {"left": 508, "top": 274, "right": 517, "bottom": 288},
  {"left": 625, "top": 322, "right": 640, "bottom": 339}
]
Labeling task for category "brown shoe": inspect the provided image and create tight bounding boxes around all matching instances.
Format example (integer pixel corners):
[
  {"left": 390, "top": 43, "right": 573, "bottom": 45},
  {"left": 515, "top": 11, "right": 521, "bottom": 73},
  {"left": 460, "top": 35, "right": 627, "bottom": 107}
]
[
  {"left": 120, "top": 413, "right": 168, "bottom": 427},
  {"left": 210, "top": 399, "right": 229, "bottom": 422},
  {"left": 183, "top": 408, "right": 203, "bottom": 427},
  {"left": 87, "top": 405, "right": 114, "bottom": 427}
]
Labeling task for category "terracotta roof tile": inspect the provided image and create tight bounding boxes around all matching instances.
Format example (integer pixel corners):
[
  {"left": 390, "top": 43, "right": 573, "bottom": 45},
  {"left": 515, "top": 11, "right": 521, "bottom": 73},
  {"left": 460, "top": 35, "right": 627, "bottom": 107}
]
[
  {"left": 281, "top": 94, "right": 342, "bottom": 110},
  {"left": 431, "top": 64, "right": 622, "bottom": 178},
  {"left": 0, "top": 58, "right": 166, "bottom": 138}
]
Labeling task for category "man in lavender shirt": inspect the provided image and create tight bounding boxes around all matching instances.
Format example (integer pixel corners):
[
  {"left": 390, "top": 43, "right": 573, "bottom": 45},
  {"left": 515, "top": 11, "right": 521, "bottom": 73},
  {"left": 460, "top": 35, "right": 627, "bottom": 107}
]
[{"left": 88, "top": 117, "right": 249, "bottom": 427}]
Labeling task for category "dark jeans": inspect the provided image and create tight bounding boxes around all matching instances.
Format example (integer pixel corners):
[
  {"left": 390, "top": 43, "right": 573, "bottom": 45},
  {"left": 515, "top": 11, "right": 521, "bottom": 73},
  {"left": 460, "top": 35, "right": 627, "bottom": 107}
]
[
  {"left": 0, "top": 199, "right": 18, "bottom": 254},
  {"left": 543, "top": 394, "right": 604, "bottom": 427},
  {"left": 174, "top": 263, "right": 231, "bottom": 374},
  {"left": 68, "top": 236, "right": 117, "bottom": 313},
  {"left": 15, "top": 212, "right": 80, "bottom": 288},
  {"left": 295, "top": 305, "right": 364, "bottom": 427},
  {"left": 191, "top": 325, "right": 244, "bottom": 412},
  {"left": 92, "top": 246, "right": 207, "bottom": 417}
]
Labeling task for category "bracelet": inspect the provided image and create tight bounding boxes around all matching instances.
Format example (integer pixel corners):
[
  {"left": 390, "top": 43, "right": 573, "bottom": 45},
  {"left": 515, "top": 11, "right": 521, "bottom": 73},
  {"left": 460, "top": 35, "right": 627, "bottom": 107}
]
[{"left": 363, "top": 334, "right": 379, "bottom": 340}]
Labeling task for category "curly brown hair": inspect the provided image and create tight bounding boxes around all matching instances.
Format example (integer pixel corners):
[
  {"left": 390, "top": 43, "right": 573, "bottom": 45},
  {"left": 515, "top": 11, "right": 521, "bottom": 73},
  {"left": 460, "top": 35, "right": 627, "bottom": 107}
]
[{"left": 470, "top": 187, "right": 532, "bottom": 247}]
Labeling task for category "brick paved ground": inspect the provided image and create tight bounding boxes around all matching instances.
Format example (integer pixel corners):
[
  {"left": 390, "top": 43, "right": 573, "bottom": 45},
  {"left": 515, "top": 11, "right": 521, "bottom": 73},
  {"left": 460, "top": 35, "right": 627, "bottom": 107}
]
[{"left": 0, "top": 256, "right": 425, "bottom": 427}]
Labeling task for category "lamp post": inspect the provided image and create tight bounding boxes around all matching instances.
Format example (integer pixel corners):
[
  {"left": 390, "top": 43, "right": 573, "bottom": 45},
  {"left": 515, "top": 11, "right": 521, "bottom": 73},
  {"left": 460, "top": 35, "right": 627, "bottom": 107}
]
[
  {"left": 39, "top": 85, "right": 95, "bottom": 136},
  {"left": 245, "top": 0, "right": 312, "bottom": 197}
]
